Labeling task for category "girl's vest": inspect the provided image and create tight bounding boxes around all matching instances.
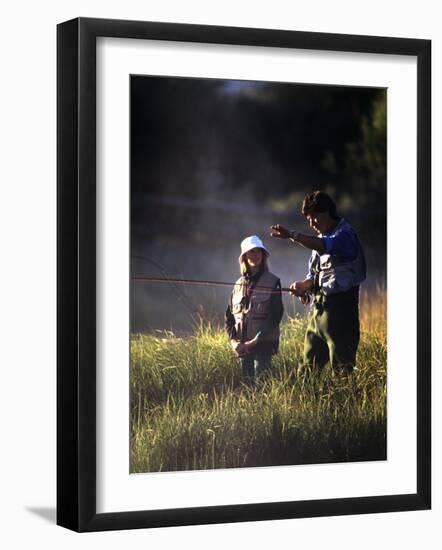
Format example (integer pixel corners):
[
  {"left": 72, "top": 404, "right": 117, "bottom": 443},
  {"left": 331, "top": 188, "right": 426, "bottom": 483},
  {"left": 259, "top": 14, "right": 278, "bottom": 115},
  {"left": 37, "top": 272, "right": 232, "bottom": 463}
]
[
  {"left": 311, "top": 220, "right": 367, "bottom": 295},
  {"left": 231, "top": 271, "right": 280, "bottom": 342}
]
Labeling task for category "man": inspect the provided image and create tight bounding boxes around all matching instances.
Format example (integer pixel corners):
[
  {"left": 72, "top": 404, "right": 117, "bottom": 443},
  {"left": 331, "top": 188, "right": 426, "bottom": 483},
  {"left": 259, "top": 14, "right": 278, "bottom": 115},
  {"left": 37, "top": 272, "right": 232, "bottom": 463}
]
[{"left": 270, "top": 191, "right": 366, "bottom": 374}]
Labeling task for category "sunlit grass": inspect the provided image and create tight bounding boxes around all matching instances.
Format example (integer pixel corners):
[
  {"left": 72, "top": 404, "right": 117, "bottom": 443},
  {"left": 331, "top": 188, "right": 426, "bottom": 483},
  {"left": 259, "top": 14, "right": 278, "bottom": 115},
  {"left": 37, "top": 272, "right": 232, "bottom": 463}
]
[{"left": 130, "top": 289, "right": 387, "bottom": 472}]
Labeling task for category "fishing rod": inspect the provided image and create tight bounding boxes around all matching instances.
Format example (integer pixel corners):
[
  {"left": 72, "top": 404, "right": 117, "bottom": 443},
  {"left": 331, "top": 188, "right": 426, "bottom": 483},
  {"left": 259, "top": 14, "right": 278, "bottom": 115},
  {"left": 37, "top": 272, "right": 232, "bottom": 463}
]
[{"left": 132, "top": 275, "right": 294, "bottom": 295}]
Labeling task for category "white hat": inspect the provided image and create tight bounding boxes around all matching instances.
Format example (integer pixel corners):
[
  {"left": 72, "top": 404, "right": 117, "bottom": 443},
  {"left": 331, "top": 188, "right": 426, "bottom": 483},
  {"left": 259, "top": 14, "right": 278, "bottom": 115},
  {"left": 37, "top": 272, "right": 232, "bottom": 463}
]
[{"left": 239, "top": 235, "right": 269, "bottom": 262}]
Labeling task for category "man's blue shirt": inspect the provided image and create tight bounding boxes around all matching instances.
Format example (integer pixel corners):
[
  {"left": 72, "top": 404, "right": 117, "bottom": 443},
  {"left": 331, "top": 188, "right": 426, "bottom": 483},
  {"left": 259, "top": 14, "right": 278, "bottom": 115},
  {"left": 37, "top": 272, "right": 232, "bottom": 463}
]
[
  {"left": 306, "top": 218, "right": 359, "bottom": 281},
  {"left": 321, "top": 218, "right": 358, "bottom": 261}
]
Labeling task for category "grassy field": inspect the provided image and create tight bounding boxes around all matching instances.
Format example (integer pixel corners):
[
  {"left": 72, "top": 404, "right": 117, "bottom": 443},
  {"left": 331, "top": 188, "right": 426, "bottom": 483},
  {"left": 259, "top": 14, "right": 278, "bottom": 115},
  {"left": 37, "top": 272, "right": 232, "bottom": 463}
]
[{"left": 130, "top": 288, "right": 387, "bottom": 473}]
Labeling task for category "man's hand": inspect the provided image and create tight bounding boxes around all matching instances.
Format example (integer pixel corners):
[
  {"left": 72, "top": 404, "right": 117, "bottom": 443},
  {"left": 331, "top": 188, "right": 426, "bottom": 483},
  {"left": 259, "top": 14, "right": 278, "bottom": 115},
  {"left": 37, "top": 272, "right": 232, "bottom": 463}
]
[
  {"left": 290, "top": 279, "right": 314, "bottom": 301},
  {"left": 270, "top": 224, "right": 292, "bottom": 239}
]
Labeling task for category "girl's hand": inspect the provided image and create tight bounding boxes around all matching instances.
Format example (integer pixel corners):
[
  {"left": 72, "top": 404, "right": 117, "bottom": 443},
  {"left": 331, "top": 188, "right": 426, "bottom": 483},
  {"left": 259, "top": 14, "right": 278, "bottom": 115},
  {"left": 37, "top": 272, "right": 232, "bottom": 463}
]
[
  {"left": 231, "top": 340, "right": 245, "bottom": 357},
  {"left": 231, "top": 336, "right": 259, "bottom": 357},
  {"left": 243, "top": 334, "right": 259, "bottom": 350},
  {"left": 235, "top": 343, "right": 247, "bottom": 357}
]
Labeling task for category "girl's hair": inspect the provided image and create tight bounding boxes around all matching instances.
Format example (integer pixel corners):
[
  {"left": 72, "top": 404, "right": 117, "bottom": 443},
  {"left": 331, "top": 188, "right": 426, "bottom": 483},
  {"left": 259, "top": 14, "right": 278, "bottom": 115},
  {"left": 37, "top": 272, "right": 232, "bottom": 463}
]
[{"left": 239, "top": 250, "right": 269, "bottom": 276}]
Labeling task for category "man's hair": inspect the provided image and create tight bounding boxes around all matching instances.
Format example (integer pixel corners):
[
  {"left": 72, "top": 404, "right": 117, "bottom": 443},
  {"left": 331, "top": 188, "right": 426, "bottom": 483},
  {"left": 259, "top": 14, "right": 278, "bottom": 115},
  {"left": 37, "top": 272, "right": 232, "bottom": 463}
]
[{"left": 302, "top": 191, "right": 338, "bottom": 218}]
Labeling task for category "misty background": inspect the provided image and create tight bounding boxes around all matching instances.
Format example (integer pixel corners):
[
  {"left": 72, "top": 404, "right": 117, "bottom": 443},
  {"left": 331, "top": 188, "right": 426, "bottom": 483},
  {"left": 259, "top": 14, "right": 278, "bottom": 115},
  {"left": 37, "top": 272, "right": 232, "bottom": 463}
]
[{"left": 130, "top": 76, "right": 387, "bottom": 334}]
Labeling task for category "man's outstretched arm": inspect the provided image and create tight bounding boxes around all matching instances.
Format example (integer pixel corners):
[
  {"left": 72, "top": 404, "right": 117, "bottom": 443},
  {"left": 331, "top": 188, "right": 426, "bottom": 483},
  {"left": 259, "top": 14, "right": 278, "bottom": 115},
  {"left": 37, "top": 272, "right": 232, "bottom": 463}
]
[{"left": 270, "top": 224, "right": 325, "bottom": 254}]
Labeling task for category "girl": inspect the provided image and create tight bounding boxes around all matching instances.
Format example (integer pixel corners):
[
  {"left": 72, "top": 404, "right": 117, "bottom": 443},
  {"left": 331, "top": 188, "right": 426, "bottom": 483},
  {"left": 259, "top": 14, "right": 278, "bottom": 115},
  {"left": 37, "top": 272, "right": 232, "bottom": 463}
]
[{"left": 225, "top": 235, "right": 284, "bottom": 384}]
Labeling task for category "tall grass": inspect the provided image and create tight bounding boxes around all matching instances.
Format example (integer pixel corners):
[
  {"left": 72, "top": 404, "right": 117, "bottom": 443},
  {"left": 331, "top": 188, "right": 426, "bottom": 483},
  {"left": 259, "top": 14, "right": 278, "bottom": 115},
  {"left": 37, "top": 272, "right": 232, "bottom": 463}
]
[{"left": 130, "top": 290, "right": 387, "bottom": 473}]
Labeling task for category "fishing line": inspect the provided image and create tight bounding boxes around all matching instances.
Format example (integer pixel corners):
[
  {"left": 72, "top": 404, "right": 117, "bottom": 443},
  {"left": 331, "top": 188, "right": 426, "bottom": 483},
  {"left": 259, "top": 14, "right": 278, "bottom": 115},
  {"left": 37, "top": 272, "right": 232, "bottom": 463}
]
[{"left": 131, "top": 255, "right": 199, "bottom": 316}]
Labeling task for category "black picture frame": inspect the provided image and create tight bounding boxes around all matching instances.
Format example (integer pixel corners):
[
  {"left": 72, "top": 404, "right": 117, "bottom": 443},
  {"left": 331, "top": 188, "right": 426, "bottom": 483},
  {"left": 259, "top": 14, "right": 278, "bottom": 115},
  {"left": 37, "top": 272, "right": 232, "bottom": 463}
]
[{"left": 57, "top": 17, "right": 431, "bottom": 532}]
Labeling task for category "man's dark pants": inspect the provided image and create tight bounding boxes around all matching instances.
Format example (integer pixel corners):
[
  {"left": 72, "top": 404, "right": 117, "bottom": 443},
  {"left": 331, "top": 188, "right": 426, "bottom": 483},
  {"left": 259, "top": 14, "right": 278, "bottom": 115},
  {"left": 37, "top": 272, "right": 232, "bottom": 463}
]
[{"left": 304, "top": 286, "right": 360, "bottom": 373}]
